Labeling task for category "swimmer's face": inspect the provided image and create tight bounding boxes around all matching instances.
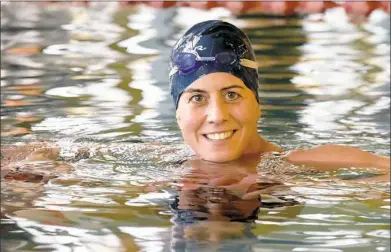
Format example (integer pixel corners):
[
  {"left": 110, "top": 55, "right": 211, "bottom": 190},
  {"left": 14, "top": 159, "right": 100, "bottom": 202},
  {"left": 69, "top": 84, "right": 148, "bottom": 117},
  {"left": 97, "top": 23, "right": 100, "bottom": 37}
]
[{"left": 176, "top": 72, "right": 261, "bottom": 163}]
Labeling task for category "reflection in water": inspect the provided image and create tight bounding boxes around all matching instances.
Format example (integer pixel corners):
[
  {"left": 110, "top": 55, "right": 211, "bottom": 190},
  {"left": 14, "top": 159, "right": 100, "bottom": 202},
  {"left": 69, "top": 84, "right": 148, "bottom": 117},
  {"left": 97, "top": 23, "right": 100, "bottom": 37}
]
[
  {"left": 173, "top": 159, "right": 264, "bottom": 222},
  {"left": 168, "top": 158, "right": 298, "bottom": 250},
  {"left": 1, "top": 2, "right": 390, "bottom": 252}
]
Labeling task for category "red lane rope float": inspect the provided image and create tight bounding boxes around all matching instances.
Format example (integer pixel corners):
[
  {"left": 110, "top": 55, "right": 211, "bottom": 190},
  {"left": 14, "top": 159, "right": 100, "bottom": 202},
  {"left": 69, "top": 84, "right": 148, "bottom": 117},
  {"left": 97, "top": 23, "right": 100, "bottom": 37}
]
[
  {"left": 381, "top": 2, "right": 390, "bottom": 13},
  {"left": 343, "top": 1, "right": 387, "bottom": 17},
  {"left": 295, "top": 1, "right": 339, "bottom": 15},
  {"left": 119, "top": 1, "right": 390, "bottom": 17}
]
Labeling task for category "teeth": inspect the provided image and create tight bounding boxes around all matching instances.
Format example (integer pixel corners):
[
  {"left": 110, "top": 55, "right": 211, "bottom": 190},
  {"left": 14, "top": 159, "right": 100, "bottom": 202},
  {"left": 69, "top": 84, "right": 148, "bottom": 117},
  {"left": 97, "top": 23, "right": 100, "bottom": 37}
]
[{"left": 205, "top": 131, "right": 234, "bottom": 140}]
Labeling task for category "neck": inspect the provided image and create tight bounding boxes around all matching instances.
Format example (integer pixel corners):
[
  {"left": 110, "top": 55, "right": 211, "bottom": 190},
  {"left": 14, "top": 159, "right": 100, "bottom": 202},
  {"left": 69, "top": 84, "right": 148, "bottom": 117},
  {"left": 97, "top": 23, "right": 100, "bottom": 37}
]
[
  {"left": 243, "top": 133, "right": 283, "bottom": 156},
  {"left": 242, "top": 134, "right": 263, "bottom": 156}
]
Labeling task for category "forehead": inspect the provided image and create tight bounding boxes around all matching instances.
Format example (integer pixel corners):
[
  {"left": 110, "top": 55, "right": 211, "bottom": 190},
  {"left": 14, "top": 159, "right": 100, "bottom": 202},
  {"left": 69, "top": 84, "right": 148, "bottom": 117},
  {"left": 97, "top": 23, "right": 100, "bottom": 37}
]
[{"left": 185, "top": 72, "right": 246, "bottom": 91}]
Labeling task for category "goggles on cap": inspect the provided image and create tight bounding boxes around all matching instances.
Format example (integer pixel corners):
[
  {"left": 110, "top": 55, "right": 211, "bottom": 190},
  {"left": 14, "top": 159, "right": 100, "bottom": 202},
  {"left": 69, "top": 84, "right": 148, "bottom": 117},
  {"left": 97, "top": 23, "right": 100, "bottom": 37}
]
[{"left": 169, "top": 51, "right": 258, "bottom": 78}]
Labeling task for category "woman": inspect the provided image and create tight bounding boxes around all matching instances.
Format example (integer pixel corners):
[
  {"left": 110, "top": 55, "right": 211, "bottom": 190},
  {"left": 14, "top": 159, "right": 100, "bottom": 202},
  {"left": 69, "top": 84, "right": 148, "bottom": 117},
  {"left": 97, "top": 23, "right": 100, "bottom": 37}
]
[{"left": 168, "top": 20, "right": 390, "bottom": 173}]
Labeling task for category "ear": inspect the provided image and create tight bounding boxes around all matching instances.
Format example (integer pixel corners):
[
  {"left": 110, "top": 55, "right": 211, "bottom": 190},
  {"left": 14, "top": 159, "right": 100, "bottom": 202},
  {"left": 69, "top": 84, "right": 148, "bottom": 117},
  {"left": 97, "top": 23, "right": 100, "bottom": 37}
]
[
  {"left": 176, "top": 112, "right": 182, "bottom": 129},
  {"left": 257, "top": 104, "right": 262, "bottom": 120},
  {"left": 176, "top": 111, "right": 180, "bottom": 121}
]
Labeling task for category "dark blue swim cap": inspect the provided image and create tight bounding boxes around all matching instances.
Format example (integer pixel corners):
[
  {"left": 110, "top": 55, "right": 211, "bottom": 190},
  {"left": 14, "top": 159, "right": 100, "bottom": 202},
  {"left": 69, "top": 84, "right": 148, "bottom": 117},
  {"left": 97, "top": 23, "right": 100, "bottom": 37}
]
[{"left": 169, "top": 20, "right": 260, "bottom": 108}]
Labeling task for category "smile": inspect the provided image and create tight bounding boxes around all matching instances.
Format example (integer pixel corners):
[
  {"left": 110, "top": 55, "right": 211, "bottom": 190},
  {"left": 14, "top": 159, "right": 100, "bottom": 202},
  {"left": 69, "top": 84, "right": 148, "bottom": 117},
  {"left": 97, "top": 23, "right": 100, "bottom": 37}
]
[{"left": 203, "top": 130, "right": 236, "bottom": 141}]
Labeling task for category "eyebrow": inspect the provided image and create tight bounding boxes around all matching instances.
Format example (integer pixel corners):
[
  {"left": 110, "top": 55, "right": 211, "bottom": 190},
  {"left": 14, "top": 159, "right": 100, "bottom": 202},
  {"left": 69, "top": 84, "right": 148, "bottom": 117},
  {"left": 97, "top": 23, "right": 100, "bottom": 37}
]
[
  {"left": 183, "top": 88, "right": 207, "bottom": 94},
  {"left": 183, "top": 85, "right": 244, "bottom": 93},
  {"left": 221, "top": 85, "right": 244, "bottom": 91}
]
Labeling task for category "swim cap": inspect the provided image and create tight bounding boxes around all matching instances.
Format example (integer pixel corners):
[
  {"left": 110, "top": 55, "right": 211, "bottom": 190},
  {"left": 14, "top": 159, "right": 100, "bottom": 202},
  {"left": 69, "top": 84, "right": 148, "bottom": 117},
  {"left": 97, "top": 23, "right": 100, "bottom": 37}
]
[{"left": 169, "top": 20, "right": 260, "bottom": 108}]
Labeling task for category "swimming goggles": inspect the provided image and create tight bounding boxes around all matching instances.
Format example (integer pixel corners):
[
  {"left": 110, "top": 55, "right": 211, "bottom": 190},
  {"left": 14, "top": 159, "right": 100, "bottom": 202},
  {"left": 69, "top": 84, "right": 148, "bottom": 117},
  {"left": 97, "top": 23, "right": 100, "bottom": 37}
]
[{"left": 169, "top": 51, "right": 258, "bottom": 77}]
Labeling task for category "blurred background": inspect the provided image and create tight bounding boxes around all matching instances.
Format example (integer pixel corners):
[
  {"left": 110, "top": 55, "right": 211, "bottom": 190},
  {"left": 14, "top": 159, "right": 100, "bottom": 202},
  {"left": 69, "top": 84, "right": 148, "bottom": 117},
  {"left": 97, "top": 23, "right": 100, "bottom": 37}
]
[{"left": 1, "top": 1, "right": 390, "bottom": 152}]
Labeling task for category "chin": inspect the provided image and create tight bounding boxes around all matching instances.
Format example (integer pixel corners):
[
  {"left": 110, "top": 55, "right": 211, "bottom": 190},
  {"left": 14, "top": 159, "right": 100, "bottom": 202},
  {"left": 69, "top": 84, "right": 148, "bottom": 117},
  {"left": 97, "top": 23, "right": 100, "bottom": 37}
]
[{"left": 200, "top": 152, "right": 241, "bottom": 163}]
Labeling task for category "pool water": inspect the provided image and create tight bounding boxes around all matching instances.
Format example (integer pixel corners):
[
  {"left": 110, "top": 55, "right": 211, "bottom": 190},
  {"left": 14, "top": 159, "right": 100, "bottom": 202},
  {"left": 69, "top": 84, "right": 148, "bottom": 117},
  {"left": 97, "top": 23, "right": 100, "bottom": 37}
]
[{"left": 1, "top": 2, "right": 390, "bottom": 252}]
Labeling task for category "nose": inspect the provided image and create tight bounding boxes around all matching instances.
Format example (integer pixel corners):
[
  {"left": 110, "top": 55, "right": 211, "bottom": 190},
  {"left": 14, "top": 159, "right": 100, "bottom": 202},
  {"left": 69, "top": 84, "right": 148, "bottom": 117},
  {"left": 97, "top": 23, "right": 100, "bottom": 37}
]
[{"left": 206, "top": 98, "right": 229, "bottom": 124}]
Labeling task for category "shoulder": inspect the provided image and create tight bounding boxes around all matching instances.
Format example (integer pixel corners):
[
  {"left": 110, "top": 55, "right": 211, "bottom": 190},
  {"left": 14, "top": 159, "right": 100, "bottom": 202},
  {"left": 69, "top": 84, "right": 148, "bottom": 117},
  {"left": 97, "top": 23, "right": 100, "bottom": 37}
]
[{"left": 258, "top": 136, "right": 284, "bottom": 153}]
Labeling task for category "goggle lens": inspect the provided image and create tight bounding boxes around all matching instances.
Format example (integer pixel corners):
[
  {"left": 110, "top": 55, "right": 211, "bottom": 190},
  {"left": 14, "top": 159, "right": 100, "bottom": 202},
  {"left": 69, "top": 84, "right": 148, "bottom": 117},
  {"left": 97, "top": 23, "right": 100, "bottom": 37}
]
[
  {"left": 215, "top": 52, "right": 237, "bottom": 65},
  {"left": 172, "top": 52, "right": 246, "bottom": 76},
  {"left": 176, "top": 53, "right": 198, "bottom": 73}
]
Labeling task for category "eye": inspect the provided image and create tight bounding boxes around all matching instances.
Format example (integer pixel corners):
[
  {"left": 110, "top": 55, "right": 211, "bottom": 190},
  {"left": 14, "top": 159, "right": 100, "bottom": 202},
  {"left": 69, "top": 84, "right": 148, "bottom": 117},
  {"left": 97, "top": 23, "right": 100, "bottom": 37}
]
[
  {"left": 189, "top": 94, "right": 205, "bottom": 104},
  {"left": 225, "top": 91, "right": 241, "bottom": 101}
]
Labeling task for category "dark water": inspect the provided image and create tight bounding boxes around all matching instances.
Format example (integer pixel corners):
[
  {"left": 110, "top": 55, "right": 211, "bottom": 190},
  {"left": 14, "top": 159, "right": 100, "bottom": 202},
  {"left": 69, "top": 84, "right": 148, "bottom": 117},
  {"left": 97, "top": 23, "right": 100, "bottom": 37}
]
[{"left": 1, "top": 2, "right": 390, "bottom": 252}]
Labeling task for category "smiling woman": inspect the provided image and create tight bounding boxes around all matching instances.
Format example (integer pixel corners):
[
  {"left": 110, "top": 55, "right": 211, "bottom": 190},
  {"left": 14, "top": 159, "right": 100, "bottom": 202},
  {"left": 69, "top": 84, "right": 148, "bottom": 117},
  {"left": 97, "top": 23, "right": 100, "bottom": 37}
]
[
  {"left": 169, "top": 20, "right": 390, "bottom": 174},
  {"left": 176, "top": 73, "right": 277, "bottom": 162}
]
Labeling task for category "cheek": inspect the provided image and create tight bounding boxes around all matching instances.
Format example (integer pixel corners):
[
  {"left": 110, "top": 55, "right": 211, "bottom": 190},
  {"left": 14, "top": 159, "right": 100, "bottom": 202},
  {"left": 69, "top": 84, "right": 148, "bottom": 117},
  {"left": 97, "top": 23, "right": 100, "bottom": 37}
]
[
  {"left": 177, "top": 108, "right": 204, "bottom": 135},
  {"left": 232, "top": 103, "right": 260, "bottom": 124}
]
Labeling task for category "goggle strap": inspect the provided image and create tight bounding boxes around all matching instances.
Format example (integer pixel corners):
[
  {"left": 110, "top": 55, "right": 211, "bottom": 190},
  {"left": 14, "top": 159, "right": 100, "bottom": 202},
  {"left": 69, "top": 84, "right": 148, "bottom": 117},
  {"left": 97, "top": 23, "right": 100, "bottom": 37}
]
[
  {"left": 169, "top": 65, "right": 179, "bottom": 78},
  {"left": 198, "top": 56, "right": 215, "bottom": 61},
  {"left": 169, "top": 58, "right": 258, "bottom": 77},
  {"left": 240, "top": 59, "right": 258, "bottom": 69}
]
